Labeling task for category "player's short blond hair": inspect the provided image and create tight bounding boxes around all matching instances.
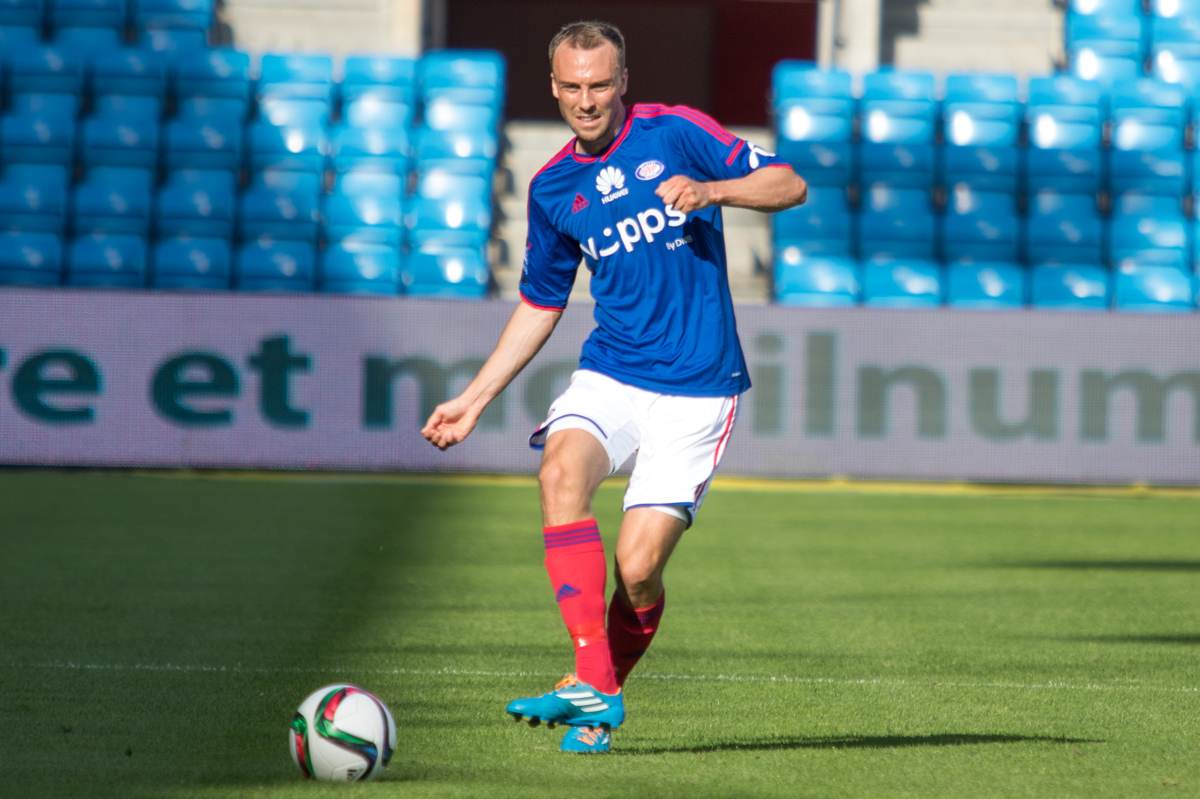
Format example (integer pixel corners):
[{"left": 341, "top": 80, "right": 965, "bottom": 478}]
[{"left": 548, "top": 21, "right": 626, "bottom": 74}]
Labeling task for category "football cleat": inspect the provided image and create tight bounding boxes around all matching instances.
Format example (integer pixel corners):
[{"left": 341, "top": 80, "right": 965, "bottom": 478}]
[
  {"left": 560, "top": 725, "right": 611, "bottom": 753},
  {"left": 505, "top": 674, "right": 625, "bottom": 729}
]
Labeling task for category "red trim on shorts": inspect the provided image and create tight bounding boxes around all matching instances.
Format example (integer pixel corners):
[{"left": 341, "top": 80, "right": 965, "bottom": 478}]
[{"left": 694, "top": 395, "right": 739, "bottom": 504}]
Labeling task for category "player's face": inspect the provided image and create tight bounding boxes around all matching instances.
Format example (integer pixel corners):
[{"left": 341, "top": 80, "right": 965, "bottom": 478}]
[{"left": 551, "top": 42, "right": 628, "bottom": 154}]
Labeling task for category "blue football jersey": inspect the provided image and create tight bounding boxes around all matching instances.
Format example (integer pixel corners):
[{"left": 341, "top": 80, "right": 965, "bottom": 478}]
[{"left": 521, "top": 103, "right": 792, "bottom": 397}]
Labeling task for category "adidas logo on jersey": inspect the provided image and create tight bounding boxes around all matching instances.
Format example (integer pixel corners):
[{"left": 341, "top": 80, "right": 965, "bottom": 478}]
[
  {"left": 571, "top": 193, "right": 589, "bottom": 214},
  {"left": 596, "top": 166, "right": 629, "bottom": 204}
]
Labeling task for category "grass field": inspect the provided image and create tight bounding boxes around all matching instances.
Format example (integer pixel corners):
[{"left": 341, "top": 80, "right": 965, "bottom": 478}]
[{"left": 2, "top": 470, "right": 1200, "bottom": 798}]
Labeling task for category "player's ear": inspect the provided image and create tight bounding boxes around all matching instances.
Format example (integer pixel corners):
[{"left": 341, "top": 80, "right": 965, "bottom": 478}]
[
  {"left": 550, "top": 73, "right": 560, "bottom": 99},
  {"left": 619, "top": 69, "right": 628, "bottom": 96}
]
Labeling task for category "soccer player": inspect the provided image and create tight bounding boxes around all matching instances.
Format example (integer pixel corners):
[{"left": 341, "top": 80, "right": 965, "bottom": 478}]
[{"left": 421, "top": 20, "right": 807, "bottom": 753}]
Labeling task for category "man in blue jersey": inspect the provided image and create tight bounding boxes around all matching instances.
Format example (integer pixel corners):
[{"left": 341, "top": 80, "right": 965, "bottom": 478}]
[{"left": 421, "top": 20, "right": 806, "bottom": 753}]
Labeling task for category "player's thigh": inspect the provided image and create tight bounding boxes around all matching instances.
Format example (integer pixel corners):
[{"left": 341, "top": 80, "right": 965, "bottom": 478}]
[
  {"left": 539, "top": 427, "right": 612, "bottom": 501},
  {"left": 614, "top": 506, "right": 687, "bottom": 587}
]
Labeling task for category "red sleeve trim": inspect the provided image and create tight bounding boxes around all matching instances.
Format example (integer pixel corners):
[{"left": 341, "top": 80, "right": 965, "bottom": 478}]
[
  {"left": 520, "top": 292, "right": 566, "bottom": 313},
  {"left": 532, "top": 140, "right": 577, "bottom": 182},
  {"left": 724, "top": 139, "right": 745, "bottom": 165},
  {"left": 630, "top": 103, "right": 736, "bottom": 145}
]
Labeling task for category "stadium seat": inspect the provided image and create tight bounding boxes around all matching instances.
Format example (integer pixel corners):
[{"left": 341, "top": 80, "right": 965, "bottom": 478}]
[
  {"left": 772, "top": 67, "right": 854, "bottom": 188},
  {"left": 89, "top": 50, "right": 168, "bottom": 99},
  {"left": 1030, "top": 263, "right": 1112, "bottom": 309},
  {"left": 1108, "top": 79, "right": 1187, "bottom": 196},
  {"left": 80, "top": 114, "right": 159, "bottom": 169},
  {"left": 161, "top": 116, "right": 241, "bottom": 172},
  {"left": 341, "top": 56, "right": 415, "bottom": 103},
  {"left": 0, "top": 0, "right": 43, "bottom": 27},
  {"left": 1025, "top": 76, "right": 1105, "bottom": 193},
  {"left": 155, "top": 169, "right": 236, "bottom": 239},
  {"left": 173, "top": 49, "right": 252, "bottom": 106},
  {"left": 415, "top": 169, "right": 489, "bottom": 202},
  {"left": 0, "top": 232, "right": 63, "bottom": 286},
  {"left": 50, "top": 0, "right": 124, "bottom": 31},
  {"left": 236, "top": 170, "right": 321, "bottom": 243},
  {"left": 93, "top": 94, "right": 162, "bottom": 121},
  {"left": 771, "top": 184, "right": 852, "bottom": 257},
  {"left": 142, "top": 27, "right": 207, "bottom": 57},
  {"left": 412, "top": 127, "right": 498, "bottom": 177},
  {"left": 859, "top": 71, "right": 937, "bottom": 188},
  {"left": 773, "top": 250, "right": 859, "bottom": 306},
  {"left": 9, "top": 91, "right": 78, "bottom": 120},
  {"left": 52, "top": 26, "right": 123, "bottom": 55},
  {"left": 175, "top": 96, "right": 245, "bottom": 122},
  {"left": 0, "top": 164, "right": 69, "bottom": 233},
  {"left": 257, "top": 96, "right": 331, "bottom": 129},
  {"left": 246, "top": 122, "right": 329, "bottom": 174},
  {"left": 323, "top": 172, "right": 403, "bottom": 246},
  {"left": 151, "top": 236, "right": 232, "bottom": 290},
  {"left": 71, "top": 166, "right": 154, "bottom": 236},
  {"left": 945, "top": 260, "right": 1027, "bottom": 309},
  {"left": 1026, "top": 190, "right": 1105, "bottom": 265},
  {"left": 330, "top": 126, "right": 410, "bottom": 176},
  {"left": 402, "top": 241, "right": 489, "bottom": 298},
  {"left": 419, "top": 50, "right": 505, "bottom": 107},
  {"left": 1150, "top": 0, "right": 1200, "bottom": 14},
  {"left": 343, "top": 96, "right": 414, "bottom": 130},
  {"left": 1114, "top": 262, "right": 1197, "bottom": 311},
  {"left": 861, "top": 257, "right": 943, "bottom": 307},
  {"left": 7, "top": 45, "right": 84, "bottom": 95},
  {"left": 0, "top": 24, "right": 40, "bottom": 47},
  {"left": 257, "top": 53, "right": 333, "bottom": 102},
  {"left": 65, "top": 233, "right": 147, "bottom": 288},
  {"left": 857, "top": 185, "right": 936, "bottom": 260},
  {"left": 1151, "top": 41, "right": 1200, "bottom": 87},
  {"left": 1110, "top": 193, "right": 1189, "bottom": 268},
  {"left": 940, "top": 74, "right": 1020, "bottom": 192},
  {"left": 1, "top": 110, "right": 75, "bottom": 166},
  {"left": 405, "top": 194, "right": 491, "bottom": 249},
  {"left": 423, "top": 98, "right": 499, "bottom": 132},
  {"left": 133, "top": 0, "right": 212, "bottom": 32},
  {"left": 942, "top": 184, "right": 1020, "bottom": 262},
  {"left": 1067, "top": 14, "right": 1144, "bottom": 85},
  {"left": 319, "top": 240, "right": 400, "bottom": 294},
  {"left": 234, "top": 238, "right": 316, "bottom": 291}
]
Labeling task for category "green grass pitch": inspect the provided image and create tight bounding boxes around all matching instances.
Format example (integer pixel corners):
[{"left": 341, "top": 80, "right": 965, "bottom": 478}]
[{"left": 2, "top": 470, "right": 1199, "bottom": 798}]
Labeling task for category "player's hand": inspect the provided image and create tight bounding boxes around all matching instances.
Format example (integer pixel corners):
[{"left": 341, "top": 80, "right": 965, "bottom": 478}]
[
  {"left": 655, "top": 175, "right": 713, "bottom": 215},
  {"left": 421, "top": 396, "right": 480, "bottom": 451}
]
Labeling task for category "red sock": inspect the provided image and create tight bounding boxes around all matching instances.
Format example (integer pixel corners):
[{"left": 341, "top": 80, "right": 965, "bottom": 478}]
[
  {"left": 607, "top": 592, "right": 665, "bottom": 687},
  {"left": 543, "top": 519, "right": 619, "bottom": 695}
]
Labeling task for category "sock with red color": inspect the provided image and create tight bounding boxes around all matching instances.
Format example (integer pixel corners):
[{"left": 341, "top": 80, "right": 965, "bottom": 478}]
[
  {"left": 606, "top": 591, "right": 665, "bottom": 687},
  {"left": 543, "top": 519, "right": 620, "bottom": 695}
]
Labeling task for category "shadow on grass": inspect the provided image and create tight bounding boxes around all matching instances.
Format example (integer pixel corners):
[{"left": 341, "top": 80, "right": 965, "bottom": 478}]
[
  {"left": 1001, "top": 560, "right": 1200, "bottom": 572},
  {"left": 618, "top": 732, "right": 1103, "bottom": 756}
]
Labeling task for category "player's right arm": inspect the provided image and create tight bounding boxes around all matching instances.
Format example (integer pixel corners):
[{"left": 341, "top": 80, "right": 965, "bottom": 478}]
[{"left": 422, "top": 301, "right": 563, "bottom": 450}]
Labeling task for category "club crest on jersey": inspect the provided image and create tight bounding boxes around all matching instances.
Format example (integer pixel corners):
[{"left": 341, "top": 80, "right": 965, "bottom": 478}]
[
  {"left": 596, "top": 166, "right": 628, "bottom": 204},
  {"left": 635, "top": 160, "right": 665, "bottom": 181}
]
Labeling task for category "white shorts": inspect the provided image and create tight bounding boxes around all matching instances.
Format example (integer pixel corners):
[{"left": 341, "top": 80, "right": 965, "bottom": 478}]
[{"left": 529, "top": 369, "right": 741, "bottom": 524}]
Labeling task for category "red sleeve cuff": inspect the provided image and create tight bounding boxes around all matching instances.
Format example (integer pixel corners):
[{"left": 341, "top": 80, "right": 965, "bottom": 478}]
[{"left": 520, "top": 292, "right": 567, "bottom": 312}]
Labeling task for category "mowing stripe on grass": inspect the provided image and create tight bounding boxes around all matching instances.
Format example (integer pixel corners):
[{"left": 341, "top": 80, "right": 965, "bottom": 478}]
[{"left": 15, "top": 661, "right": 1200, "bottom": 696}]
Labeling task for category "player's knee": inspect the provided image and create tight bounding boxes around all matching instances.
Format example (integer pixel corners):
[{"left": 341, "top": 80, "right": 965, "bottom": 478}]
[
  {"left": 615, "top": 553, "right": 661, "bottom": 600},
  {"left": 538, "top": 457, "right": 589, "bottom": 508}
]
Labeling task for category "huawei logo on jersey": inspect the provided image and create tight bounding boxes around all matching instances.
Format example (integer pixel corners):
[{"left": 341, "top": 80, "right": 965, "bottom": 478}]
[{"left": 596, "top": 166, "right": 629, "bottom": 204}]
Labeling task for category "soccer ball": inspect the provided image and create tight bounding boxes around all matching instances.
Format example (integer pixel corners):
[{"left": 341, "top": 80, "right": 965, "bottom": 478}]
[{"left": 290, "top": 684, "right": 396, "bottom": 781}]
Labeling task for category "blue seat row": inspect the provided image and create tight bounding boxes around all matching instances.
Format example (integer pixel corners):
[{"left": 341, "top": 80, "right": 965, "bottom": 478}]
[
  {"left": 0, "top": 232, "right": 490, "bottom": 297},
  {"left": 1067, "top": 0, "right": 1200, "bottom": 86}
]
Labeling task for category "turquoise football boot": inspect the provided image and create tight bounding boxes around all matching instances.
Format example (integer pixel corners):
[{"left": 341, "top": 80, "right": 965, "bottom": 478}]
[
  {"left": 560, "top": 725, "right": 611, "bottom": 753},
  {"left": 505, "top": 674, "right": 625, "bottom": 730}
]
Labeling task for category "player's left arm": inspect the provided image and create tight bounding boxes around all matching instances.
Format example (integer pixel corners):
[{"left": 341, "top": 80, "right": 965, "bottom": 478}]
[{"left": 656, "top": 165, "right": 807, "bottom": 215}]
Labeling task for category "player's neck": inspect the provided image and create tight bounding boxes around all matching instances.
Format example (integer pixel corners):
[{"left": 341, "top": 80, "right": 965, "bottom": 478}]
[{"left": 576, "top": 103, "right": 626, "bottom": 157}]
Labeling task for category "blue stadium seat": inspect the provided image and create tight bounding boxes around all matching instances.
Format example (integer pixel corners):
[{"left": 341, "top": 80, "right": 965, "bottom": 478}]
[
  {"left": 330, "top": 126, "right": 409, "bottom": 176},
  {"left": 1030, "top": 263, "right": 1112, "bottom": 309},
  {"left": 1114, "top": 262, "right": 1197, "bottom": 311},
  {"left": 93, "top": 93, "right": 162, "bottom": 120},
  {"left": 257, "top": 53, "right": 333, "bottom": 101},
  {"left": 172, "top": 49, "right": 251, "bottom": 105},
  {"left": 942, "top": 185, "right": 1020, "bottom": 262},
  {"left": 1069, "top": 0, "right": 1144, "bottom": 13},
  {"left": 1067, "top": 14, "right": 1144, "bottom": 85},
  {"left": 419, "top": 50, "right": 505, "bottom": 107},
  {"left": 405, "top": 194, "right": 491, "bottom": 249},
  {"left": 1110, "top": 192, "right": 1189, "bottom": 268},
  {"left": 51, "top": 0, "right": 124, "bottom": 30},
  {"left": 80, "top": 114, "right": 159, "bottom": 169},
  {"left": 71, "top": 166, "right": 154, "bottom": 235},
  {"left": 10, "top": 91, "right": 78, "bottom": 119},
  {"left": 343, "top": 96, "right": 413, "bottom": 129},
  {"left": 89, "top": 50, "right": 167, "bottom": 99},
  {"left": 1108, "top": 79, "right": 1187, "bottom": 196},
  {"left": 772, "top": 68, "right": 854, "bottom": 188},
  {"left": 772, "top": 61, "right": 852, "bottom": 104},
  {"left": 323, "top": 172, "right": 403, "bottom": 246},
  {"left": 1026, "top": 190, "right": 1105, "bottom": 265},
  {"left": 1151, "top": 41, "right": 1200, "bottom": 87},
  {"left": 175, "top": 96, "right": 245, "bottom": 122},
  {"left": 7, "top": 45, "right": 84, "bottom": 95},
  {"left": 423, "top": 98, "right": 499, "bottom": 132},
  {"left": 0, "top": 0, "right": 44, "bottom": 27},
  {"left": 133, "top": 0, "right": 212, "bottom": 31},
  {"left": 151, "top": 236, "right": 232, "bottom": 290},
  {"left": 236, "top": 170, "right": 321, "bottom": 243},
  {"left": 155, "top": 169, "right": 235, "bottom": 239},
  {"left": 1150, "top": 0, "right": 1200, "bottom": 14},
  {"left": 857, "top": 185, "right": 936, "bottom": 259},
  {"left": 246, "top": 122, "right": 328, "bottom": 174},
  {"left": 0, "top": 164, "right": 69, "bottom": 232},
  {"left": 162, "top": 116, "right": 241, "bottom": 172},
  {"left": 319, "top": 240, "right": 400, "bottom": 294},
  {"left": 945, "top": 260, "right": 1027, "bottom": 309},
  {"left": 0, "top": 24, "right": 40, "bottom": 47},
  {"left": 142, "top": 27, "right": 206, "bottom": 57},
  {"left": 234, "top": 238, "right": 316, "bottom": 291},
  {"left": 773, "top": 251, "right": 859, "bottom": 306},
  {"left": 0, "top": 232, "right": 63, "bottom": 286},
  {"left": 65, "top": 233, "right": 147, "bottom": 288},
  {"left": 1025, "top": 76, "right": 1105, "bottom": 193},
  {"left": 858, "top": 71, "right": 936, "bottom": 188},
  {"left": 52, "top": 26, "right": 123, "bottom": 54},
  {"left": 257, "top": 96, "right": 331, "bottom": 129},
  {"left": 861, "top": 257, "right": 943, "bottom": 307},
  {"left": 402, "top": 241, "right": 489, "bottom": 298},
  {"left": 415, "top": 169, "right": 489, "bottom": 202},
  {"left": 771, "top": 184, "right": 852, "bottom": 257},
  {"left": 941, "top": 74, "right": 1020, "bottom": 192},
  {"left": 341, "top": 56, "right": 415, "bottom": 103},
  {"left": 412, "top": 127, "right": 498, "bottom": 177}
]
